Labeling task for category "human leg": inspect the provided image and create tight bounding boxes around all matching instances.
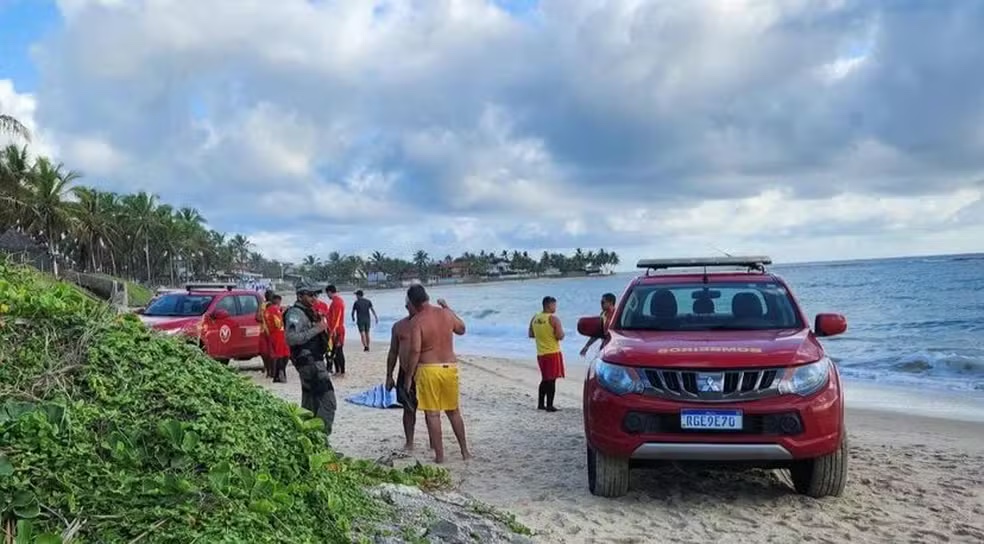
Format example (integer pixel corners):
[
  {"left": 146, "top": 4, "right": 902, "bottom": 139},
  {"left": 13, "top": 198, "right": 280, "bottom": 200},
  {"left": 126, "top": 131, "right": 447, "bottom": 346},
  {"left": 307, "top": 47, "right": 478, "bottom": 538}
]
[
  {"left": 334, "top": 344, "right": 346, "bottom": 374},
  {"left": 274, "top": 357, "right": 288, "bottom": 383},
  {"left": 416, "top": 365, "right": 448, "bottom": 462},
  {"left": 445, "top": 410, "right": 471, "bottom": 460},
  {"left": 396, "top": 368, "right": 418, "bottom": 450},
  {"left": 537, "top": 380, "right": 548, "bottom": 410},
  {"left": 424, "top": 411, "right": 444, "bottom": 462},
  {"left": 544, "top": 380, "right": 557, "bottom": 411}
]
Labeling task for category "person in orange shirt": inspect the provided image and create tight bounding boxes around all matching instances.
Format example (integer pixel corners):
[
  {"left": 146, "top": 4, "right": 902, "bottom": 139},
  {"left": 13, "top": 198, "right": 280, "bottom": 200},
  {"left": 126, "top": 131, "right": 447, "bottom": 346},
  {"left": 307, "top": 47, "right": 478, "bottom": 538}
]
[
  {"left": 312, "top": 294, "right": 331, "bottom": 370},
  {"left": 256, "top": 289, "right": 275, "bottom": 379},
  {"left": 325, "top": 284, "right": 347, "bottom": 375},
  {"left": 264, "top": 294, "right": 290, "bottom": 383}
]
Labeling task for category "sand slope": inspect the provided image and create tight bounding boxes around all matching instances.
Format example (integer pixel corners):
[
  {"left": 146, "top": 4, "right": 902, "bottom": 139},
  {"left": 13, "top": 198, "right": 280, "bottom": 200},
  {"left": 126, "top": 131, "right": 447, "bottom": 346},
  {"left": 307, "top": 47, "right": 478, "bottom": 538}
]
[{"left": 248, "top": 346, "right": 984, "bottom": 543}]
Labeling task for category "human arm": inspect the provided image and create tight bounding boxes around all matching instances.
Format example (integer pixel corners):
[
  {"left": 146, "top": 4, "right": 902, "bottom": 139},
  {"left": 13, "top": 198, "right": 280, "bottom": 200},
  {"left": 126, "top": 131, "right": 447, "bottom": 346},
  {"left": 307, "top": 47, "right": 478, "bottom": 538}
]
[
  {"left": 437, "top": 299, "right": 465, "bottom": 335},
  {"left": 551, "top": 314, "right": 565, "bottom": 341},
  {"left": 385, "top": 324, "right": 399, "bottom": 390},
  {"left": 285, "top": 309, "right": 327, "bottom": 346},
  {"left": 371, "top": 303, "right": 379, "bottom": 324},
  {"left": 351, "top": 305, "right": 356, "bottom": 323},
  {"left": 580, "top": 336, "right": 598, "bottom": 356},
  {"left": 528, "top": 316, "right": 535, "bottom": 339},
  {"left": 404, "top": 321, "right": 422, "bottom": 389}
]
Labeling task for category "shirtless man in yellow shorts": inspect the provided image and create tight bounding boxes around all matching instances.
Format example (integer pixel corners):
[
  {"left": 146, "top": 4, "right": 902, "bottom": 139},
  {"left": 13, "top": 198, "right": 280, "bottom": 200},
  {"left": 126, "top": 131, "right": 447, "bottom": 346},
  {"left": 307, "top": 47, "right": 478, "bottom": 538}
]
[{"left": 404, "top": 284, "right": 471, "bottom": 463}]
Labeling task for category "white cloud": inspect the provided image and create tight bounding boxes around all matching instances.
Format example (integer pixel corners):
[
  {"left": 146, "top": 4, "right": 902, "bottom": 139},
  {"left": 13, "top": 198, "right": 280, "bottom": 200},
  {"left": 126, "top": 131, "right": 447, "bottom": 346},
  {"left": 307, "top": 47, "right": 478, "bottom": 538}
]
[
  {"left": 14, "top": 0, "right": 984, "bottom": 264},
  {"left": 0, "top": 80, "right": 57, "bottom": 159}
]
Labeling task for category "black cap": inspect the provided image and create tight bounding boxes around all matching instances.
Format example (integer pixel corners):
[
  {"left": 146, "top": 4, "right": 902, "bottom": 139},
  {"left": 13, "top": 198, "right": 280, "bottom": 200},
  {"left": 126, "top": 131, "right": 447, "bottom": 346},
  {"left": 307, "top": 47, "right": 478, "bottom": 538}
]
[{"left": 295, "top": 281, "right": 323, "bottom": 295}]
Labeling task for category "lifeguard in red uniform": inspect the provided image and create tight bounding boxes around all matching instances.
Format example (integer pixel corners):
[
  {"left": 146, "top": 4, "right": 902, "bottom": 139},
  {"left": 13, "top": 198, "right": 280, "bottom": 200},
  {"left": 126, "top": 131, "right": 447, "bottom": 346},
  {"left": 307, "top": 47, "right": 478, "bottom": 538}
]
[
  {"left": 325, "top": 284, "right": 346, "bottom": 375},
  {"left": 264, "top": 294, "right": 290, "bottom": 383}
]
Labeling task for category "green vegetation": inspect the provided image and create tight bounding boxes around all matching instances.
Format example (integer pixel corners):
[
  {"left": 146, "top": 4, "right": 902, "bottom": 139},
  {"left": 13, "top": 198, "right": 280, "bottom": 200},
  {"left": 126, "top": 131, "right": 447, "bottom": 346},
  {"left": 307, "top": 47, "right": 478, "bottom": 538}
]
[
  {"left": 124, "top": 280, "right": 152, "bottom": 307},
  {"left": 0, "top": 261, "right": 446, "bottom": 543},
  {"left": 301, "top": 247, "right": 621, "bottom": 283}
]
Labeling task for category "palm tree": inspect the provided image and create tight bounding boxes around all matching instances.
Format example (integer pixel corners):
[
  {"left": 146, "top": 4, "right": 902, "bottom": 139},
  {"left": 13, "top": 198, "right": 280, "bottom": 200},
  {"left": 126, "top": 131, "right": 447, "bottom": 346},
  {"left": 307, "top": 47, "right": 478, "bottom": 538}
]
[
  {"left": 19, "top": 158, "right": 81, "bottom": 275},
  {"left": 71, "top": 187, "right": 116, "bottom": 271},
  {"left": 228, "top": 234, "right": 251, "bottom": 272},
  {"left": 0, "top": 114, "right": 30, "bottom": 141},
  {"left": 0, "top": 145, "right": 35, "bottom": 228},
  {"left": 413, "top": 250, "right": 430, "bottom": 280},
  {"left": 120, "top": 191, "right": 159, "bottom": 282}
]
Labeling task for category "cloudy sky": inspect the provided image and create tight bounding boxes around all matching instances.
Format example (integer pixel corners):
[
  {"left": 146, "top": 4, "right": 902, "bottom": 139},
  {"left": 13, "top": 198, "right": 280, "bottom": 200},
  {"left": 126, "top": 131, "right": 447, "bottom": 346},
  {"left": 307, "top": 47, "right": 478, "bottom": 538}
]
[{"left": 1, "top": 0, "right": 982, "bottom": 266}]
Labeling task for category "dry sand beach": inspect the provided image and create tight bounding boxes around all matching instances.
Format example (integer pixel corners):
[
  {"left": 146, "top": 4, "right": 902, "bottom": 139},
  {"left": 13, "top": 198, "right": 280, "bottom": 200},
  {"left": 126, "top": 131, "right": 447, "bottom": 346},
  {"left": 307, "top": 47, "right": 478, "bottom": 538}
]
[{"left": 245, "top": 347, "right": 984, "bottom": 544}]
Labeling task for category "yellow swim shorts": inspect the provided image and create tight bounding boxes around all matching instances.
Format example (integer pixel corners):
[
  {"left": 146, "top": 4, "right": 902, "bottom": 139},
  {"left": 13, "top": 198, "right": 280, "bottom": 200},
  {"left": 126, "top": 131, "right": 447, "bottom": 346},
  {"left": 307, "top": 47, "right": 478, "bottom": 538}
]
[{"left": 415, "top": 364, "right": 460, "bottom": 412}]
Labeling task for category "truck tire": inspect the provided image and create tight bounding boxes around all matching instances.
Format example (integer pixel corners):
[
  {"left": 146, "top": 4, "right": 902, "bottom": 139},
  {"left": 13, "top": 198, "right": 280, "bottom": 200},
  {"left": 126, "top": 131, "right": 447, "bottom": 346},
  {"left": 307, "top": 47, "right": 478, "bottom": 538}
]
[
  {"left": 790, "top": 435, "right": 847, "bottom": 498},
  {"left": 587, "top": 446, "right": 630, "bottom": 498}
]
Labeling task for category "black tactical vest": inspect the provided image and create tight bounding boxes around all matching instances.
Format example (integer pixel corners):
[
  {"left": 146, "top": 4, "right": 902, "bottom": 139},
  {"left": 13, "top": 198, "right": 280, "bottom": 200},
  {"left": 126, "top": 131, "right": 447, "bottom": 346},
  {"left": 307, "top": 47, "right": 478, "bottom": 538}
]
[{"left": 286, "top": 302, "right": 329, "bottom": 362}]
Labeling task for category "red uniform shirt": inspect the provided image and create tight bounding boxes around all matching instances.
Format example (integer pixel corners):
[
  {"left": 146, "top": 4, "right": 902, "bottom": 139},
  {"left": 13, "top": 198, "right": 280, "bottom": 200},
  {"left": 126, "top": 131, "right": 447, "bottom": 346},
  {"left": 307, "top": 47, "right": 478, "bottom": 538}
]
[
  {"left": 312, "top": 299, "right": 330, "bottom": 323},
  {"left": 327, "top": 294, "right": 346, "bottom": 346},
  {"left": 263, "top": 304, "right": 290, "bottom": 358}
]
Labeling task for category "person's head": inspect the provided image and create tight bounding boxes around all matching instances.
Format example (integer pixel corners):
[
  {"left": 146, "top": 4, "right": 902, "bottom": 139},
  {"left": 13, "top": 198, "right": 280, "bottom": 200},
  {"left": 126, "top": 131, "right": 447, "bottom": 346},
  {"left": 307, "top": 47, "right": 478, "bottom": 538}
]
[
  {"left": 264, "top": 289, "right": 274, "bottom": 303},
  {"left": 271, "top": 294, "right": 283, "bottom": 307},
  {"left": 542, "top": 296, "right": 557, "bottom": 313},
  {"left": 406, "top": 284, "right": 429, "bottom": 310},
  {"left": 325, "top": 284, "right": 337, "bottom": 295},
  {"left": 355, "top": 289, "right": 364, "bottom": 299},
  {"left": 295, "top": 284, "right": 321, "bottom": 307},
  {"left": 601, "top": 293, "right": 617, "bottom": 311}
]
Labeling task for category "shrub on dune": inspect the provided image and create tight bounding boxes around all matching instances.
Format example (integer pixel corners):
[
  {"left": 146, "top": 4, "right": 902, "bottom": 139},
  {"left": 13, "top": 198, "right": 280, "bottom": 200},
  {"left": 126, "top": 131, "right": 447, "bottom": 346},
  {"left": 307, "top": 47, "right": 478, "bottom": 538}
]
[{"left": 0, "top": 260, "right": 444, "bottom": 543}]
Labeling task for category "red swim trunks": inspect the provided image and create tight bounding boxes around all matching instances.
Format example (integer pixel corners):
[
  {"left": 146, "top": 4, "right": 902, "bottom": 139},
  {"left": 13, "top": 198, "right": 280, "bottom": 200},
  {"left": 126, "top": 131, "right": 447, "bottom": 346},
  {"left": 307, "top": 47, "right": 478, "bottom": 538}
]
[{"left": 537, "top": 352, "right": 566, "bottom": 381}]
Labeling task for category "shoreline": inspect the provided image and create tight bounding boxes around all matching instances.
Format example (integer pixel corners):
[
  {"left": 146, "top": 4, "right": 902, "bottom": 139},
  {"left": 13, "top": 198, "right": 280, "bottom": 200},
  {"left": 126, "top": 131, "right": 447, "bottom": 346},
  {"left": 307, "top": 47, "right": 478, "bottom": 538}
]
[{"left": 247, "top": 345, "right": 984, "bottom": 543}]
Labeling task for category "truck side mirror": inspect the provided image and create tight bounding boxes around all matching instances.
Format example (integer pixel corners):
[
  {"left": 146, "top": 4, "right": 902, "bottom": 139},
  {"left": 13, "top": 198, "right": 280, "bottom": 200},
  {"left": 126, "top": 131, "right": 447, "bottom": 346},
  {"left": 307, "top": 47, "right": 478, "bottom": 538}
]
[
  {"left": 815, "top": 313, "right": 847, "bottom": 337},
  {"left": 577, "top": 316, "right": 605, "bottom": 338}
]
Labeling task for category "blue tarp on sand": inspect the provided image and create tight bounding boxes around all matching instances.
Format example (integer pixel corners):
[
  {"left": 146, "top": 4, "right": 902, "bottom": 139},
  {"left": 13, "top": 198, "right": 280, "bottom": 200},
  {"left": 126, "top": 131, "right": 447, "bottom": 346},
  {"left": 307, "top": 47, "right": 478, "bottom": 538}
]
[{"left": 345, "top": 384, "right": 400, "bottom": 409}]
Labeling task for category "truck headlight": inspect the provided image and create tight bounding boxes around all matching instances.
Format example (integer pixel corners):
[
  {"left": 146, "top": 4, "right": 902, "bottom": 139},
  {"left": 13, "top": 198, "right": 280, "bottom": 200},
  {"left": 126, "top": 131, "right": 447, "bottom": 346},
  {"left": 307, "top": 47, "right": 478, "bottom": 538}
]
[
  {"left": 164, "top": 328, "right": 185, "bottom": 336},
  {"left": 594, "top": 360, "right": 646, "bottom": 396},
  {"left": 778, "top": 357, "right": 831, "bottom": 396}
]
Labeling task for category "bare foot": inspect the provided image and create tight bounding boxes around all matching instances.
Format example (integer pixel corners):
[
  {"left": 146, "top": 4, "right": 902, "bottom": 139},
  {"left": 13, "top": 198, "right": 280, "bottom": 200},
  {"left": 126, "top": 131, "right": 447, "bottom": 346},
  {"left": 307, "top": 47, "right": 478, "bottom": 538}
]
[
  {"left": 461, "top": 449, "right": 473, "bottom": 461},
  {"left": 403, "top": 442, "right": 415, "bottom": 452},
  {"left": 434, "top": 453, "right": 445, "bottom": 464}
]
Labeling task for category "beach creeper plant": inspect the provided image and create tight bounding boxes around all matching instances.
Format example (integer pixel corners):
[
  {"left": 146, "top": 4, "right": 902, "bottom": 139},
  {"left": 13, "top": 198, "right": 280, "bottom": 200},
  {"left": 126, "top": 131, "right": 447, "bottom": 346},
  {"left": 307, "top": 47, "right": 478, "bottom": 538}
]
[{"left": 0, "top": 258, "right": 448, "bottom": 543}]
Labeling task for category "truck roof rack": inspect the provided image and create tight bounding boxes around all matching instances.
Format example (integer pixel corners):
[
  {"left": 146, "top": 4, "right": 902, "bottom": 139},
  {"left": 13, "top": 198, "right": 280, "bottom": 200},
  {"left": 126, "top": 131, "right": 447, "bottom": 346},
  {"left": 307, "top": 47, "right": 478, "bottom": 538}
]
[
  {"left": 185, "top": 283, "right": 236, "bottom": 292},
  {"left": 637, "top": 256, "right": 772, "bottom": 275}
]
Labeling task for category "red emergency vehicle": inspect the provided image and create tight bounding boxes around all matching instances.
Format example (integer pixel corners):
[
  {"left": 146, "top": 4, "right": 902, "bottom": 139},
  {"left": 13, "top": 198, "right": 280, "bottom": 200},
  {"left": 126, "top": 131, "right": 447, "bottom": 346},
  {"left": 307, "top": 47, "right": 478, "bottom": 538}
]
[
  {"left": 578, "top": 257, "right": 848, "bottom": 498},
  {"left": 137, "top": 283, "right": 264, "bottom": 364}
]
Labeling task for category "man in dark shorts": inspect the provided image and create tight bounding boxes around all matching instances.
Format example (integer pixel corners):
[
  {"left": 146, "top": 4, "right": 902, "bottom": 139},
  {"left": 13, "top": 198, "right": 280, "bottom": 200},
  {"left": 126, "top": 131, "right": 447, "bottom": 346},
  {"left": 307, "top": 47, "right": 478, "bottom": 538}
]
[
  {"left": 385, "top": 298, "right": 417, "bottom": 451},
  {"left": 351, "top": 290, "right": 379, "bottom": 352}
]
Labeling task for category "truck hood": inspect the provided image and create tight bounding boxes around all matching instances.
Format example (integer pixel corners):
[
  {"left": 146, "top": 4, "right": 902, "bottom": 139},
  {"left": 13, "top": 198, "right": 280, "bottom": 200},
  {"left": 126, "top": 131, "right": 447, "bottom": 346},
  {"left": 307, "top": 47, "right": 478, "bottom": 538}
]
[
  {"left": 602, "top": 329, "right": 823, "bottom": 369},
  {"left": 138, "top": 315, "right": 198, "bottom": 330}
]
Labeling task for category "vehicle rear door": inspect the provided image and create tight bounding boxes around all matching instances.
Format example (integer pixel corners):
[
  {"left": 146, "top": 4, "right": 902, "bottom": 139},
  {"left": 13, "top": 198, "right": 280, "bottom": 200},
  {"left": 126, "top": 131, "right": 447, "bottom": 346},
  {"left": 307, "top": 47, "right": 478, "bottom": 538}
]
[
  {"left": 234, "top": 294, "right": 263, "bottom": 357},
  {"left": 205, "top": 294, "right": 240, "bottom": 358}
]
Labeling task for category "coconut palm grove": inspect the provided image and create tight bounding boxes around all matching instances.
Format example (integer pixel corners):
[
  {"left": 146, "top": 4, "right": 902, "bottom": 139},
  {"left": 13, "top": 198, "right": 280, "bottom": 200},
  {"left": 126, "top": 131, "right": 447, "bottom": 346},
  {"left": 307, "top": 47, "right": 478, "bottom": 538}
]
[{"left": 1, "top": 120, "right": 618, "bottom": 287}]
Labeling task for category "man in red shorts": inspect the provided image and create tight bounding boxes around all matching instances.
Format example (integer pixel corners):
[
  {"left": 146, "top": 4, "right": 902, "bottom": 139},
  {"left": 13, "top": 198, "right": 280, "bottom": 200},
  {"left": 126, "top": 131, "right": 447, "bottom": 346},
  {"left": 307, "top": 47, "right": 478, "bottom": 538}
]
[{"left": 529, "top": 295, "right": 565, "bottom": 412}]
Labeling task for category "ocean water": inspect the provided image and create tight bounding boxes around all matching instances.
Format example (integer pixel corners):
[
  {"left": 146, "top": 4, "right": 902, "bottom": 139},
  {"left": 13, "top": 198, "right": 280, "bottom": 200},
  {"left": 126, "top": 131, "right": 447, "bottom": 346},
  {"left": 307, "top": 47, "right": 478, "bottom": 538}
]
[{"left": 358, "top": 255, "right": 984, "bottom": 395}]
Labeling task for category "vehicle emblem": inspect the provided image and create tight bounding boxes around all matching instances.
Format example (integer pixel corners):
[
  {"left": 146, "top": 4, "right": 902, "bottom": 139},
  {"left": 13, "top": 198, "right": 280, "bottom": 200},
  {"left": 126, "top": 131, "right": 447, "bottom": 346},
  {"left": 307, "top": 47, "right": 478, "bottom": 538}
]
[
  {"left": 697, "top": 373, "right": 723, "bottom": 393},
  {"left": 219, "top": 324, "right": 231, "bottom": 343}
]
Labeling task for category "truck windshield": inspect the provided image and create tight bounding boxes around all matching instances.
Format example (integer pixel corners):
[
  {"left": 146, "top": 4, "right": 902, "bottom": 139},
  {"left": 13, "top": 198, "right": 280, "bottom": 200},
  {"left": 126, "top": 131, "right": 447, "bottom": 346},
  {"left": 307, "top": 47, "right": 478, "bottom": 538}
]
[
  {"left": 618, "top": 281, "right": 803, "bottom": 331},
  {"left": 143, "top": 294, "right": 214, "bottom": 317}
]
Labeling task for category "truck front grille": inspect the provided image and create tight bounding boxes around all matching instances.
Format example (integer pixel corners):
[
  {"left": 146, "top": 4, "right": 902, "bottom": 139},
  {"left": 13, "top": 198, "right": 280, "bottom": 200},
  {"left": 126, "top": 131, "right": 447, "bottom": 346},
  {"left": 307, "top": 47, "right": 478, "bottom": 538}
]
[{"left": 642, "top": 368, "right": 781, "bottom": 401}]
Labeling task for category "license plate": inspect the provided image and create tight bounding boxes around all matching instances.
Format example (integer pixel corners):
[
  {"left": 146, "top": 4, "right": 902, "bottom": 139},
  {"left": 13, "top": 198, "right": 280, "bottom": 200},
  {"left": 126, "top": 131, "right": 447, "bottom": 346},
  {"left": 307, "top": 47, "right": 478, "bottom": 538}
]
[{"left": 680, "top": 409, "right": 743, "bottom": 430}]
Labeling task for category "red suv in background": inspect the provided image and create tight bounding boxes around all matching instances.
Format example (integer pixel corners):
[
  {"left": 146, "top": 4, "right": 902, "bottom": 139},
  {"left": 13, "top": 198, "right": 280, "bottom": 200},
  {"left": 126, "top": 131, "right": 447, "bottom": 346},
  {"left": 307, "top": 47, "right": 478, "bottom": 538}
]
[
  {"left": 578, "top": 257, "right": 848, "bottom": 498},
  {"left": 137, "top": 284, "right": 264, "bottom": 364}
]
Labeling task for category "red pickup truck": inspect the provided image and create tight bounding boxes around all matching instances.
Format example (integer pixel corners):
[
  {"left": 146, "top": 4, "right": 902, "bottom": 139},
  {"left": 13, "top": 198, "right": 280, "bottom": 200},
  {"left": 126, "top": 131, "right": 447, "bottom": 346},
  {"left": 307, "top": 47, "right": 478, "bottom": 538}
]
[
  {"left": 137, "top": 284, "right": 264, "bottom": 364},
  {"left": 578, "top": 257, "right": 848, "bottom": 498}
]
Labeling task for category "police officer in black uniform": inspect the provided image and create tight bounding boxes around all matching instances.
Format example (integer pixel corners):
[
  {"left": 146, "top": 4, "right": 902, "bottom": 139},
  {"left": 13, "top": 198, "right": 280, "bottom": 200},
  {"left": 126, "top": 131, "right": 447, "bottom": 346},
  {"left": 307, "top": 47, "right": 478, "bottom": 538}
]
[{"left": 284, "top": 283, "right": 336, "bottom": 438}]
